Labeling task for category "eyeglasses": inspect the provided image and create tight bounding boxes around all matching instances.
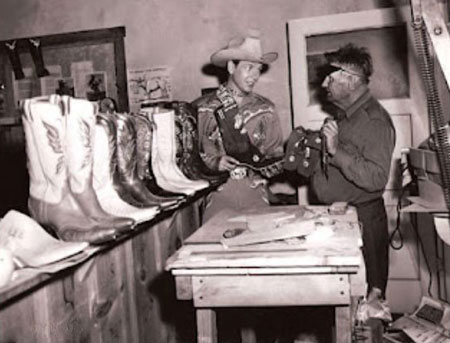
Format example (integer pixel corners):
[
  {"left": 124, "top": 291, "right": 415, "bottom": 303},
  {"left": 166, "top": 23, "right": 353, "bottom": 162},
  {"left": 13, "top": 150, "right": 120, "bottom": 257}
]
[{"left": 325, "top": 64, "right": 364, "bottom": 78}]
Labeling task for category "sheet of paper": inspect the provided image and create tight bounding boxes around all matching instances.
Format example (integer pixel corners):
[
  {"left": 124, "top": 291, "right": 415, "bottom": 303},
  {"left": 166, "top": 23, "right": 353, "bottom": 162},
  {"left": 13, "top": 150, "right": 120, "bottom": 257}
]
[
  {"left": 39, "top": 65, "right": 62, "bottom": 96},
  {"left": 12, "top": 67, "right": 35, "bottom": 105},
  {"left": 392, "top": 296, "right": 450, "bottom": 343},
  {"left": 71, "top": 61, "right": 94, "bottom": 98},
  {"left": 127, "top": 66, "right": 172, "bottom": 112}
]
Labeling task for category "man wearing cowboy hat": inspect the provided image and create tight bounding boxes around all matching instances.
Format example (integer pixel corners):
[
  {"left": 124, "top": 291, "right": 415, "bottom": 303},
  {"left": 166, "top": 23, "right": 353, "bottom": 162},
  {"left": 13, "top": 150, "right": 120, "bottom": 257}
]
[{"left": 192, "top": 29, "right": 284, "bottom": 223}]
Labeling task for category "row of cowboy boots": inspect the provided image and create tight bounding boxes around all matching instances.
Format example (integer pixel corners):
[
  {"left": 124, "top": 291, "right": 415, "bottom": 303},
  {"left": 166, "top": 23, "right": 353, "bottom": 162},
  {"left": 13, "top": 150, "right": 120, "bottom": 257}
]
[
  {"left": 97, "top": 106, "right": 226, "bottom": 202},
  {"left": 22, "top": 96, "right": 225, "bottom": 244},
  {"left": 138, "top": 107, "right": 210, "bottom": 195},
  {"left": 22, "top": 95, "right": 136, "bottom": 244}
]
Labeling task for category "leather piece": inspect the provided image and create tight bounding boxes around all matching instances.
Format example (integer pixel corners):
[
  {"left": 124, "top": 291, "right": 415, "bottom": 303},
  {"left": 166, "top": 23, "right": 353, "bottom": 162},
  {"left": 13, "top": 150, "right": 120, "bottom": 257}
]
[{"left": 284, "top": 126, "right": 322, "bottom": 177}]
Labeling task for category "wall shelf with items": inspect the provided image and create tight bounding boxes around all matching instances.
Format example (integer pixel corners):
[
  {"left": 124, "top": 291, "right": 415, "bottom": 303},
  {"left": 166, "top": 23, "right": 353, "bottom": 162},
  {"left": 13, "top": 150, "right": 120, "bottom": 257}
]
[{"left": 0, "top": 26, "right": 129, "bottom": 118}]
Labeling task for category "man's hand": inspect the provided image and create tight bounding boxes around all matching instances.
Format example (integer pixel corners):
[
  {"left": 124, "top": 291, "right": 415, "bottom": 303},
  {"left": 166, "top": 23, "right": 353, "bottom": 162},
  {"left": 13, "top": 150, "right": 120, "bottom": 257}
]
[
  {"left": 322, "top": 120, "right": 339, "bottom": 156},
  {"left": 218, "top": 155, "right": 240, "bottom": 171}
]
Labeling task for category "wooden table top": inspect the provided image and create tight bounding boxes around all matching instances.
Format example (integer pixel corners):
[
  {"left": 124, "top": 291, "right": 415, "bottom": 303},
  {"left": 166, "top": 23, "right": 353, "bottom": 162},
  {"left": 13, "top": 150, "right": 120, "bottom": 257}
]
[{"left": 166, "top": 205, "right": 363, "bottom": 272}]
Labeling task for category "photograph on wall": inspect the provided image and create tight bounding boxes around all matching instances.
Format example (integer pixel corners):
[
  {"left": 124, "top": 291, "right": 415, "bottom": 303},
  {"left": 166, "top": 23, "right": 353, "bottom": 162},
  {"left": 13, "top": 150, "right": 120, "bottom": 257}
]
[
  {"left": 55, "top": 77, "right": 75, "bottom": 96},
  {"left": 85, "top": 72, "right": 107, "bottom": 101},
  {"left": 127, "top": 66, "right": 172, "bottom": 107},
  {"left": 70, "top": 60, "right": 94, "bottom": 98},
  {"left": 305, "top": 26, "right": 409, "bottom": 105}
]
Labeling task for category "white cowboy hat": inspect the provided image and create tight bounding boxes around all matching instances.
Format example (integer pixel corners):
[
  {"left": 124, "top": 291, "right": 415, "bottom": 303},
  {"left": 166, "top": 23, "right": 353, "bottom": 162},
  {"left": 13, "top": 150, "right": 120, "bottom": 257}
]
[{"left": 210, "top": 29, "right": 278, "bottom": 67}]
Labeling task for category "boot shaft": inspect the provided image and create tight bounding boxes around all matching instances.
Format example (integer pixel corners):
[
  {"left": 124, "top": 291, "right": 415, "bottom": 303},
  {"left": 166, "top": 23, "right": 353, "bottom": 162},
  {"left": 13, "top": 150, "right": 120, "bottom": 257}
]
[
  {"left": 22, "top": 97, "right": 67, "bottom": 203},
  {"left": 114, "top": 112, "right": 139, "bottom": 182},
  {"left": 131, "top": 113, "right": 153, "bottom": 180},
  {"left": 62, "top": 96, "right": 96, "bottom": 194}
]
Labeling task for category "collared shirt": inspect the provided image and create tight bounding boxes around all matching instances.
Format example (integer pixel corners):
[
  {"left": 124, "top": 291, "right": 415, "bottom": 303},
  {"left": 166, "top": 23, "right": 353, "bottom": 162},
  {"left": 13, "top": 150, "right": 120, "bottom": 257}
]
[
  {"left": 192, "top": 87, "right": 284, "bottom": 171},
  {"left": 311, "top": 90, "right": 396, "bottom": 205}
]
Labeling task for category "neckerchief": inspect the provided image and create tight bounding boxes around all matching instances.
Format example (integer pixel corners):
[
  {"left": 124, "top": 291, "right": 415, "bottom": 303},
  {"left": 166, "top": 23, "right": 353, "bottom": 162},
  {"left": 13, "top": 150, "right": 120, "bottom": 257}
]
[{"left": 214, "top": 85, "right": 264, "bottom": 163}]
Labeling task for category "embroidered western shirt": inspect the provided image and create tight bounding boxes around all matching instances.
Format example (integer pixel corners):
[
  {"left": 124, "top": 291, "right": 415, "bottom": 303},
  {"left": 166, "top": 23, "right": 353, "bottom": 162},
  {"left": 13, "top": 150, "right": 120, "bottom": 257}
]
[{"left": 192, "top": 88, "right": 284, "bottom": 171}]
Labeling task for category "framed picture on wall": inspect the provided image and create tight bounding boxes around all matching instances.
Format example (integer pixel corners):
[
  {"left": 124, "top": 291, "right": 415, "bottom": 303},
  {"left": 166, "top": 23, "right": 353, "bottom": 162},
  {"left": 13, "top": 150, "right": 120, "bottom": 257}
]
[
  {"left": 85, "top": 71, "right": 107, "bottom": 101},
  {"left": 287, "top": 7, "right": 415, "bottom": 130}
]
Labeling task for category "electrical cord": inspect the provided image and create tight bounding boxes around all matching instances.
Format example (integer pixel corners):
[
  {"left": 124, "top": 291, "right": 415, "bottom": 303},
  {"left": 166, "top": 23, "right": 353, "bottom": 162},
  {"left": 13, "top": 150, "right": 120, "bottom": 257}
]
[
  {"left": 389, "top": 163, "right": 410, "bottom": 250},
  {"left": 389, "top": 162, "right": 434, "bottom": 295}
]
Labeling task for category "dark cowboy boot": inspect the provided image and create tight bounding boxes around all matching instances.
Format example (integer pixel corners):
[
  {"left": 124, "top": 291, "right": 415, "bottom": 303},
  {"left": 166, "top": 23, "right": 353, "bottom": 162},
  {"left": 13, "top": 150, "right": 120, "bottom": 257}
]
[
  {"left": 22, "top": 97, "right": 120, "bottom": 244},
  {"left": 167, "top": 101, "right": 228, "bottom": 184},
  {"left": 93, "top": 114, "right": 160, "bottom": 223},
  {"left": 114, "top": 112, "right": 171, "bottom": 207},
  {"left": 96, "top": 113, "right": 147, "bottom": 208}
]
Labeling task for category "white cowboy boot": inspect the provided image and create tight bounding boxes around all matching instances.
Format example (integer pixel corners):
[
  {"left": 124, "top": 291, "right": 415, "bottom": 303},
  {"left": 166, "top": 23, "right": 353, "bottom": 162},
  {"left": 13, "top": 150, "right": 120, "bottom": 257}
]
[
  {"left": 131, "top": 113, "right": 184, "bottom": 206},
  {"left": 62, "top": 96, "right": 135, "bottom": 232},
  {"left": 93, "top": 114, "right": 160, "bottom": 224},
  {"left": 150, "top": 108, "right": 209, "bottom": 194},
  {"left": 22, "top": 97, "right": 118, "bottom": 244}
]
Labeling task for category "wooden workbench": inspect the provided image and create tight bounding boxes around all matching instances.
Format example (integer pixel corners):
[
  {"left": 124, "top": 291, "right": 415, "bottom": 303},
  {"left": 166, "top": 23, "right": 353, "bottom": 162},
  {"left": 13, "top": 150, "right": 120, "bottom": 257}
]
[{"left": 166, "top": 205, "right": 366, "bottom": 343}]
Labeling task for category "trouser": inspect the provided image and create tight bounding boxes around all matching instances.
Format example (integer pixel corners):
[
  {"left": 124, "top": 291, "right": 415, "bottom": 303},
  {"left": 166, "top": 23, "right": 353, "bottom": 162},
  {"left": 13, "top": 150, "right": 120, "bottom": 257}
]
[{"left": 355, "top": 197, "right": 389, "bottom": 297}]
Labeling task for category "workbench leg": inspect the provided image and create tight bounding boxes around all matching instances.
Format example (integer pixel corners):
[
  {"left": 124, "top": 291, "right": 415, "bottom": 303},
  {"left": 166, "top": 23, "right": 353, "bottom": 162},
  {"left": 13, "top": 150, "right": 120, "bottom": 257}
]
[
  {"left": 335, "top": 306, "right": 351, "bottom": 343},
  {"left": 196, "top": 309, "right": 217, "bottom": 343}
]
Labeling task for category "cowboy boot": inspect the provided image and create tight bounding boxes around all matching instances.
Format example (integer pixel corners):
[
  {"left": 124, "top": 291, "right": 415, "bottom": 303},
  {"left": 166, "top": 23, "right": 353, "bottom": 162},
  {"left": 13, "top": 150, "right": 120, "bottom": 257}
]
[
  {"left": 22, "top": 98, "right": 118, "bottom": 244},
  {"left": 93, "top": 115, "right": 160, "bottom": 224},
  {"left": 150, "top": 108, "right": 209, "bottom": 195},
  {"left": 96, "top": 113, "right": 147, "bottom": 208},
  {"left": 173, "top": 102, "right": 203, "bottom": 180},
  {"left": 168, "top": 101, "right": 228, "bottom": 184},
  {"left": 113, "top": 112, "right": 169, "bottom": 207},
  {"left": 132, "top": 112, "right": 186, "bottom": 202},
  {"left": 63, "top": 96, "right": 135, "bottom": 232}
]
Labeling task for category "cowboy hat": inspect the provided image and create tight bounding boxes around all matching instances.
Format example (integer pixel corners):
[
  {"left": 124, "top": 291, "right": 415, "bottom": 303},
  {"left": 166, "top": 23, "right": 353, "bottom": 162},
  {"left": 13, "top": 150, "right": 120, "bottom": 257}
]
[{"left": 210, "top": 29, "right": 278, "bottom": 67}]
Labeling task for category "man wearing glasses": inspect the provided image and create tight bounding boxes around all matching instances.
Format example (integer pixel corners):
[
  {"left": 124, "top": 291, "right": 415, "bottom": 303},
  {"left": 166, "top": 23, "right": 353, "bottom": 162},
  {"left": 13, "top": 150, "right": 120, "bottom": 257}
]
[{"left": 312, "top": 44, "right": 396, "bottom": 307}]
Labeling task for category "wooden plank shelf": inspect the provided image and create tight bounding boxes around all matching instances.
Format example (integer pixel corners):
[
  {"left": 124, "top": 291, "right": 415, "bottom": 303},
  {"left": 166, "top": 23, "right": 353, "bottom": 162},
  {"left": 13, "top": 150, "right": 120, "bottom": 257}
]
[{"left": 0, "top": 185, "right": 216, "bottom": 343}]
